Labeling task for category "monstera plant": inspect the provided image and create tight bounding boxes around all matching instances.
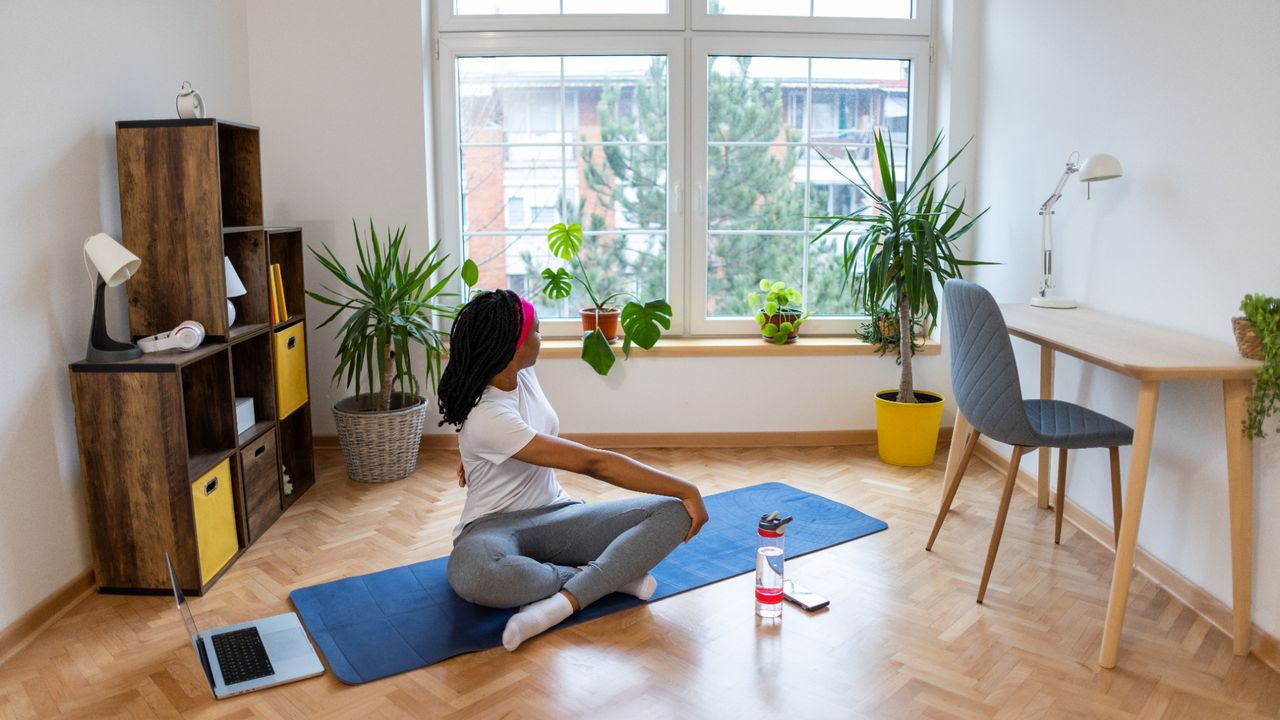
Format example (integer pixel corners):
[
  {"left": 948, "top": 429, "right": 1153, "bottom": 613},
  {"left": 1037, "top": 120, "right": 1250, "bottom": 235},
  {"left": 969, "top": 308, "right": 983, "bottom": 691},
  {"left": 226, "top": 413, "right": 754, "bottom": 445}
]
[{"left": 540, "top": 222, "right": 672, "bottom": 375}]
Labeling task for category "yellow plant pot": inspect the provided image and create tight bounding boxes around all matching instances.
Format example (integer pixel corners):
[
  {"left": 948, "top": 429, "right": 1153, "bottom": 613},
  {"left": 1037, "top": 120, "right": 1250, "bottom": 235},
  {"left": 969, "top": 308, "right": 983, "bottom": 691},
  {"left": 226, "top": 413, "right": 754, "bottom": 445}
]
[{"left": 874, "top": 389, "right": 945, "bottom": 467}]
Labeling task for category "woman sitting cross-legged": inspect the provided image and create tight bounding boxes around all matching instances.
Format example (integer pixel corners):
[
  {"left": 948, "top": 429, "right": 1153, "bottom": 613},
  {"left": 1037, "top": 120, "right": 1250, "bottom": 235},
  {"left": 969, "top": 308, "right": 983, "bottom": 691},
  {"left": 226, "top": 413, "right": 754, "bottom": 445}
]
[{"left": 437, "top": 289, "right": 709, "bottom": 651}]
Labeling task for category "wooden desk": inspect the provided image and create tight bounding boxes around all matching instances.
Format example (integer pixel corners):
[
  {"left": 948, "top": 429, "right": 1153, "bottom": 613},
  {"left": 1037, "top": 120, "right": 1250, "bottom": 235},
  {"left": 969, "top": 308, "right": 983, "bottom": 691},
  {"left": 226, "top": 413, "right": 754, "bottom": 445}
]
[{"left": 942, "top": 304, "right": 1261, "bottom": 668}]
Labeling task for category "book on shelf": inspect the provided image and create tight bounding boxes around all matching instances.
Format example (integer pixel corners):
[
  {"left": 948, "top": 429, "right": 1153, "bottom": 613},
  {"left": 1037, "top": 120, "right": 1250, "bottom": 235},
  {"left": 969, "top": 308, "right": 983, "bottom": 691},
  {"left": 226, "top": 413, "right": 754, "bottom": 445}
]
[
  {"left": 268, "top": 267, "right": 280, "bottom": 324},
  {"left": 270, "top": 263, "right": 289, "bottom": 323}
]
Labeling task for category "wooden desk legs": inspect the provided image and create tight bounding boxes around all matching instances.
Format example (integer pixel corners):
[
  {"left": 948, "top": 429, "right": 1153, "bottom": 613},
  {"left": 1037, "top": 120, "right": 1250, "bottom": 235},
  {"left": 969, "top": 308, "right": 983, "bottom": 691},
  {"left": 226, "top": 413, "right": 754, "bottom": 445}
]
[
  {"left": 1223, "top": 378, "right": 1254, "bottom": 656},
  {"left": 1097, "top": 379, "right": 1255, "bottom": 667},
  {"left": 1099, "top": 380, "right": 1160, "bottom": 668},
  {"left": 1037, "top": 348, "right": 1055, "bottom": 509}
]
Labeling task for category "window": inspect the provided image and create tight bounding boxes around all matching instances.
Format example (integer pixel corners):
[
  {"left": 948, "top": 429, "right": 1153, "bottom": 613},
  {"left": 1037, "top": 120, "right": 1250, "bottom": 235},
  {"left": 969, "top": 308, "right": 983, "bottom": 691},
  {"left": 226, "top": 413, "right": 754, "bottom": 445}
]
[
  {"left": 530, "top": 205, "right": 557, "bottom": 225},
  {"left": 435, "top": 11, "right": 928, "bottom": 337},
  {"left": 448, "top": 48, "right": 677, "bottom": 326},
  {"left": 707, "top": 0, "right": 912, "bottom": 19},
  {"left": 440, "top": 0, "right": 685, "bottom": 31},
  {"left": 701, "top": 54, "right": 913, "bottom": 319},
  {"left": 506, "top": 196, "right": 525, "bottom": 227},
  {"left": 455, "top": 0, "right": 669, "bottom": 15}
]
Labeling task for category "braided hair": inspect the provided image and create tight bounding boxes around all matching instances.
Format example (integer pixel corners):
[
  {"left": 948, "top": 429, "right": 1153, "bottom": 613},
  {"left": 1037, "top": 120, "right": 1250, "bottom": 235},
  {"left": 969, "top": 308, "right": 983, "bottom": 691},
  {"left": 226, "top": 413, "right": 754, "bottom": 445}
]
[{"left": 437, "top": 289, "right": 524, "bottom": 429}]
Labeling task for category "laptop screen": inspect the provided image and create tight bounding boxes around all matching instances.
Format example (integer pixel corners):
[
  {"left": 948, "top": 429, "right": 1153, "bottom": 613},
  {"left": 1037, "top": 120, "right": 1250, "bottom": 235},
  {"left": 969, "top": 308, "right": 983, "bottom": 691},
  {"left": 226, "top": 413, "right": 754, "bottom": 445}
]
[{"left": 166, "top": 554, "right": 215, "bottom": 686}]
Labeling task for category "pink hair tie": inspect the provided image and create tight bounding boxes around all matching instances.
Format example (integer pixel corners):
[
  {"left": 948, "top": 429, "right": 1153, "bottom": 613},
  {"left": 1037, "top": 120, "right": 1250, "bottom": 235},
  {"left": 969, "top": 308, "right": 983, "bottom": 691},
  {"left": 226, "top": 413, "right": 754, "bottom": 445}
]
[{"left": 515, "top": 296, "right": 536, "bottom": 351}]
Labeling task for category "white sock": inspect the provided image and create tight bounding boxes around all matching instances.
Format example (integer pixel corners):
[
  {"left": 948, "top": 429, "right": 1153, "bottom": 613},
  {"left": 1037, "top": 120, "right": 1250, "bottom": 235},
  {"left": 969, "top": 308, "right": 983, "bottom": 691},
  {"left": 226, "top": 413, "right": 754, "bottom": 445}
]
[
  {"left": 616, "top": 573, "right": 658, "bottom": 601},
  {"left": 503, "top": 592, "right": 574, "bottom": 651}
]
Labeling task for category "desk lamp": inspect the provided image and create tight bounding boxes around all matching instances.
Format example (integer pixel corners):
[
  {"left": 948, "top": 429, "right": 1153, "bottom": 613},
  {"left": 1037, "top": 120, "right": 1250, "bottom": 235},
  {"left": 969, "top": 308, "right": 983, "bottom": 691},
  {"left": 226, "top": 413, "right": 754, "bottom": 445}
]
[
  {"left": 1033, "top": 152, "right": 1123, "bottom": 308},
  {"left": 83, "top": 232, "right": 142, "bottom": 362},
  {"left": 224, "top": 256, "right": 247, "bottom": 326}
]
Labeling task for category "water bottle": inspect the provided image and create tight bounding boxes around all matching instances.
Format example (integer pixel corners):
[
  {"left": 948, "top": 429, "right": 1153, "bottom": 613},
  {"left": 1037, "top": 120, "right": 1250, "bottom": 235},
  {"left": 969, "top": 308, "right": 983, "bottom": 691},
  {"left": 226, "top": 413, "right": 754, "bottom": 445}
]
[{"left": 755, "top": 511, "right": 793, "bottom": 618}]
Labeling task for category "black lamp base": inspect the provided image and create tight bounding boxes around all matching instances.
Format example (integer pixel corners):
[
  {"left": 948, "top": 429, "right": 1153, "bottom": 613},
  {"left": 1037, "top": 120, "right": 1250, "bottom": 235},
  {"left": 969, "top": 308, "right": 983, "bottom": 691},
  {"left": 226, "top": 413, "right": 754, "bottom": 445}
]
[
  {"left": 86, "top": 277, "right": 141, "bottom": 363},
  {"left": 86, "top": 342, "right": 142, "bottom": 363}
]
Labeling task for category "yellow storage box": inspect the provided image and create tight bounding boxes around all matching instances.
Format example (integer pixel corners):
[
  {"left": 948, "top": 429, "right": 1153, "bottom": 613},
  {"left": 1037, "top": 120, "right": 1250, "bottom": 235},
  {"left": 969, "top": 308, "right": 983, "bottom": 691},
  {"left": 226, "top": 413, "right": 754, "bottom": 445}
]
[
  {"left": 191, "top": 458, "right": 238, "bottom": 585},
  {"left": 274, "top": 323, "right": 309, "bottom": 419}
]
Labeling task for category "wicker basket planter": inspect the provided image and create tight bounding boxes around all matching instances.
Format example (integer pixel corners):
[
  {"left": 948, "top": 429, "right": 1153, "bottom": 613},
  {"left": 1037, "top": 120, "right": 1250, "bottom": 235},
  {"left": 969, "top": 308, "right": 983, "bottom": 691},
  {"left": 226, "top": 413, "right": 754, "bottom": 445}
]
[
  {"left": 333, "top": 392, "right": 427, "bottom": 483},
  {"left": 1232, "top": 316, "right": 1270, "bottom": 361}
]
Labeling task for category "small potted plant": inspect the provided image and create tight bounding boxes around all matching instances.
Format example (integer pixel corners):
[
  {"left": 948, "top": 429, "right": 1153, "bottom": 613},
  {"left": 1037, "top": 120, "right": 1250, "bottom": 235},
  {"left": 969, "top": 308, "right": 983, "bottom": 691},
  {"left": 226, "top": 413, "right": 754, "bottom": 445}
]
[
  {"left": 748, "top": 279, "right": 809, "bottom": 345},
  {"left": 860, "top": 305, "right": 925, "bottom": 359},
  {"left": 813, "top": 129, "right": 989, "bottom": 466},
  {"left": 1235, "top": 293, "right": 1280, "bottom": 437},
  {"left": 307, "top": 220, "right": 458, "bottom": 482},
  {"left": 539, "top": 222, "right": 672, "bottom": 375}
]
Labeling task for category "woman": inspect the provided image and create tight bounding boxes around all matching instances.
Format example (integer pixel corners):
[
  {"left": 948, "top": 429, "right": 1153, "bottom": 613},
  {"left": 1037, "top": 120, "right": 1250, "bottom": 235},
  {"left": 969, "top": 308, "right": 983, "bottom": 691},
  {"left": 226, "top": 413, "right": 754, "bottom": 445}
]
[{"left": 437, "top": 289, "right": 709, "bottom": 651}]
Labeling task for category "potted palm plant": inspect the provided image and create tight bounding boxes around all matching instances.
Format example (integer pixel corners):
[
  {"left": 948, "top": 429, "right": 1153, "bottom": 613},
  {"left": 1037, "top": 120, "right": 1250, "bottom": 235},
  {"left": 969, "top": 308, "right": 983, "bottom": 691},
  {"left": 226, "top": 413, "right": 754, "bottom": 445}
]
[
  {"left": 539, "top": 222, "right": 672, "bottom": 375},
  {"left": 307, "top": 220, "right": 458, "bottom": 482},
  {"left": 813, "top": 129, "right": 988, "bottom": 466}
]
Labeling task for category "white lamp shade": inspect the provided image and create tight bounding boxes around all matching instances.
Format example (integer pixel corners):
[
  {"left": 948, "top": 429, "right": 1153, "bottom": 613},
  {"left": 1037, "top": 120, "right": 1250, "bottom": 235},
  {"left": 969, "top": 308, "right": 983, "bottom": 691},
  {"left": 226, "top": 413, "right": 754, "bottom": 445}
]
[
  {"left": 1079, "top": 153, "right": 1123, "bottom": 182},
  {"left": 83, "top": 233, "right": 140, "bottom": 287},
  {"left": 224, "top": 256, "right": 247, "bottom": 297}
]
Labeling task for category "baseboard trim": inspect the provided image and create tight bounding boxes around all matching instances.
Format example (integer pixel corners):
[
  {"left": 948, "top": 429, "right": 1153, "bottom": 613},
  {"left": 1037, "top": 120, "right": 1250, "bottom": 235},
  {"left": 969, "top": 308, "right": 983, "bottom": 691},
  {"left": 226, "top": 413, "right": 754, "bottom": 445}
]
[
  {"left": 316, "top": 428, "right": 953, "bottom": 452},
  {"left": 0, "top": 569, "right": 95, "bottom": 667},
  {"left": 972, "top": 439, "right": 1280, "bottom": 673}
]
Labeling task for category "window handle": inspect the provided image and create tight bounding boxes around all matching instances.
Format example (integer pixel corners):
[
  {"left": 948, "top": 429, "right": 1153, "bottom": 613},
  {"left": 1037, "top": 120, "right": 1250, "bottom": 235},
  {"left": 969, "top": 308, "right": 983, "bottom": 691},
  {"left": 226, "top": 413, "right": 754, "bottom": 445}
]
[{"left": 672, "top": 184, "right": 682, "bottom": 215}]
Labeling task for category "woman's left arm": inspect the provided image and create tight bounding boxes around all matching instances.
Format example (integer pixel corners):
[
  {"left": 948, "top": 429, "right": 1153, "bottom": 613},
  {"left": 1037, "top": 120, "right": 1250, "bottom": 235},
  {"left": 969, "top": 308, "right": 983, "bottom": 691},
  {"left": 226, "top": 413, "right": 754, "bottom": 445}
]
[{"left": 511, "top": 433, "right": 708, "bottom": 541}]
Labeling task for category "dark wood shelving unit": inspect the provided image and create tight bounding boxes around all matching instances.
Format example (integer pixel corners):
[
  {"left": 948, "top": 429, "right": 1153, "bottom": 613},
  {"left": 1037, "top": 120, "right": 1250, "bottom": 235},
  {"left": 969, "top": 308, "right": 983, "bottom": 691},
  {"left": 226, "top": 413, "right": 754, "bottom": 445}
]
[{"left": 68, "top": 119, "right": 315, "bottom": 596}]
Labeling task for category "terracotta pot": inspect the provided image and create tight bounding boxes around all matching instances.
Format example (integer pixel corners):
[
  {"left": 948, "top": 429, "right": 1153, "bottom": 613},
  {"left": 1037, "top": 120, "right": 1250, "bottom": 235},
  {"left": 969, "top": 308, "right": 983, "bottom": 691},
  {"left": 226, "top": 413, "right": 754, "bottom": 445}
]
[
  {"left": 581, "top": 307, "right": 621, "bottom": 342},
  {"left": 759, "top": 310, "right": 803, "bottom": 344}
]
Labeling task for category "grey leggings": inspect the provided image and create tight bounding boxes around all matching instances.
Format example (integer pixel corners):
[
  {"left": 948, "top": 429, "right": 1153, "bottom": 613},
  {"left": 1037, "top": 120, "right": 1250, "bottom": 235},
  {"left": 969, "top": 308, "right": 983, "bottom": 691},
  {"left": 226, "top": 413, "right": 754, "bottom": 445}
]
[{"left": 447, "top": 496, "right": 691, "bottom": 609}]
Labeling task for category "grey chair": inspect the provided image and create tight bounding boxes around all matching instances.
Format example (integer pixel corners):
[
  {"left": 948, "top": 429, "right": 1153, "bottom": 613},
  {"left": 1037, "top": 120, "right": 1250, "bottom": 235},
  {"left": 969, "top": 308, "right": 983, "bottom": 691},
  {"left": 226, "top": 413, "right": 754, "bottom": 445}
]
[{"left": 928, "top": 279, "right": 1134, "bottom": 603}]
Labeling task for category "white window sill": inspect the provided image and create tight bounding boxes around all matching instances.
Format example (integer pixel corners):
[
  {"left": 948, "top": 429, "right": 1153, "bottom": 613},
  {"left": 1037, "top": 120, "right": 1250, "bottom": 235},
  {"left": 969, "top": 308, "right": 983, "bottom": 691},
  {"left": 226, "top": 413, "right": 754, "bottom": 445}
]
[{"left": 534, "top": 336, "right": 941, "bottom": 359}]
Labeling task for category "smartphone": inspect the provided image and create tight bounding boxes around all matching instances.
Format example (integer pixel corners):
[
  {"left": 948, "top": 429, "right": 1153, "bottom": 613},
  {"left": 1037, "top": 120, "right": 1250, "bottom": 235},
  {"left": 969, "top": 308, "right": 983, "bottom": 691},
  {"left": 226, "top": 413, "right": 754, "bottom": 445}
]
[{"left": 782, "top": 579, "right": 829, "bottom": 611}]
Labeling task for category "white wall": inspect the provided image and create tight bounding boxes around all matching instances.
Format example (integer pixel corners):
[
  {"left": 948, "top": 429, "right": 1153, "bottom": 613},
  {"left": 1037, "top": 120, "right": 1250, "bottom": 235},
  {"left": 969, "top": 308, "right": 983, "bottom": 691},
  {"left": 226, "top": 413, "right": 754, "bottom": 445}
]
[
  {"left": 246, "top": 0, "right": 956, "bottom": 438},
  {"left": 972, "top": 0, "right": 1280, "bottom": 637},
  {"left": 245, "top": 0, "right": 440, "bottom": 432},
  {"left": 0, "top": 1, "right": 250, "bottom": 632}
]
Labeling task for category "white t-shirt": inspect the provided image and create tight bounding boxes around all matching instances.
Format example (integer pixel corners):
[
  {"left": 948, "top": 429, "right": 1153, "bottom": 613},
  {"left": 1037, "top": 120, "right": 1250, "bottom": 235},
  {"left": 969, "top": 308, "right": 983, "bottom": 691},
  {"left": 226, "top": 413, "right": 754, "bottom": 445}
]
[{"left": 454, "top": 368, "right": 572, "bottom": 539}]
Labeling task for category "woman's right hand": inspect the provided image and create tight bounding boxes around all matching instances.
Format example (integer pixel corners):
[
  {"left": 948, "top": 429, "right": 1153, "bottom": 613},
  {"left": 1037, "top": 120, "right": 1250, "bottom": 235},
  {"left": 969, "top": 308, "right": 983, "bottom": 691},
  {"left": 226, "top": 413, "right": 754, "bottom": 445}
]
[
  {"left": 456, "top": 461, "right": 466, "bottom": 488},
  {"left": 680, "top": 492, "right": 708, "bottom": 543}
]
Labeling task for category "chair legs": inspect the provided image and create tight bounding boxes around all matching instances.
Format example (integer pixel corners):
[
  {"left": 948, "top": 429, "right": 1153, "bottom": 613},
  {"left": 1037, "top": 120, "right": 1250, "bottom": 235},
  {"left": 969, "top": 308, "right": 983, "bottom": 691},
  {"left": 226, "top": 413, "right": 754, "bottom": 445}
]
[
  {"left": 1109, "top": 446, "right": 1123, "bottom": 545},
  {"left": 1054, "top": 448, "right": 1068, "bottom": 544},
  {"left": 978, "top": 445, "right": 1026, "bottom": 604},
  {"left": 926, "top": 428, "right": 982, "bottom": 551},
  {"left": 1053, "top": 446, "right": 1125, "bottom": 547}
]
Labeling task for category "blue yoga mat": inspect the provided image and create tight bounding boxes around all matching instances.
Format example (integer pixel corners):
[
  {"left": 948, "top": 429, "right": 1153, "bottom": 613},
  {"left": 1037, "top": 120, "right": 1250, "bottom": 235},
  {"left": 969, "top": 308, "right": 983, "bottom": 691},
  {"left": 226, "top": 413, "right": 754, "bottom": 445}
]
[{"left": 290, "top": 482, "right": 887, "bottom": 684}]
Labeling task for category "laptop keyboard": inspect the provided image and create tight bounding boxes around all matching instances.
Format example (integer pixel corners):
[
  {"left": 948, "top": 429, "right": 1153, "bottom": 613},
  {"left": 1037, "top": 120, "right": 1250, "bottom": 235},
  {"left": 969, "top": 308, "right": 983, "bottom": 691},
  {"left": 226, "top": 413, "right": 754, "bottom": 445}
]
[{"left": 211, "top": 628, "right": 275, "bottom": 686}]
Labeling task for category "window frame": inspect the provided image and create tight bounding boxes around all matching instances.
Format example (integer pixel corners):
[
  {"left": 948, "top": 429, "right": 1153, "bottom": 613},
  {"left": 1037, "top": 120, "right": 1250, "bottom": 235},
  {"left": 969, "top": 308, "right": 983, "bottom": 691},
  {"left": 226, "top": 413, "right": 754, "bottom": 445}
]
[
  {"left": 437, "top": 0, "right": 687, "bottom": 33},
  {"left": 692, "top": 0, "right": 930, "bottom": 36},
  {"left": 689, "top": 34, "right": 931, "bottom": 336},
  {"left": 435, "top": 33, "right": 688, "bottom": 339}
]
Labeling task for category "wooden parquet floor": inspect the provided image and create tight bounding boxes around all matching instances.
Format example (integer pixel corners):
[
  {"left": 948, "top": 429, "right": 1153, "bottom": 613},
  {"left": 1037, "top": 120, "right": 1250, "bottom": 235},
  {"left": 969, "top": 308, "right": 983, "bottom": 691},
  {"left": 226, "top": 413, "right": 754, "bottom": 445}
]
[{"left": 2, "top": 444, "right": 1278, "bottom": 719}]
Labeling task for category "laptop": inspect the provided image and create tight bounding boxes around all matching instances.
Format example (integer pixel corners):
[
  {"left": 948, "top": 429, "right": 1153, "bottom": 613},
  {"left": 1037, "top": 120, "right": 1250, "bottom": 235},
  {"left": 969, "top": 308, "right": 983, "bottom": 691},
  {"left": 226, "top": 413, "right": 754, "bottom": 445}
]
[{"left": 166, "top": 554, "right": 325, "bottom": 698}]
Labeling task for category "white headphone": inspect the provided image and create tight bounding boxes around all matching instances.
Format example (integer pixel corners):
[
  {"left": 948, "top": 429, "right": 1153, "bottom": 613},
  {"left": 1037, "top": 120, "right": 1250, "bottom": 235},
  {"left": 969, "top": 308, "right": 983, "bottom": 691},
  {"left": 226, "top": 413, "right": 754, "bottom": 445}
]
[{"left": 138, "top": 320, "right": 206, "bottom": 353}]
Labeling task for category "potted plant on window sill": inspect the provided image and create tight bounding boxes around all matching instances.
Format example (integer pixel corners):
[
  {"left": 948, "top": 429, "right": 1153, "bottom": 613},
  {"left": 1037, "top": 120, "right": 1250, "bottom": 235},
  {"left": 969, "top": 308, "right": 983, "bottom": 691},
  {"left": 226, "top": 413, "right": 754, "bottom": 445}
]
[
  {"left": 749, "top": 278, "right": 809, "bottom": 344},
  {"left": 813, "top": 129, "right": 989, "bottom": 467},
  {"left": 860, "top": 305, "right": 926, "bottom": 359},
  {"left": 307, "top": 220, "right": 458, "bottom": 482},
  {"left": 539, "top": 222, "right": 672, "bottom": 376}
]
